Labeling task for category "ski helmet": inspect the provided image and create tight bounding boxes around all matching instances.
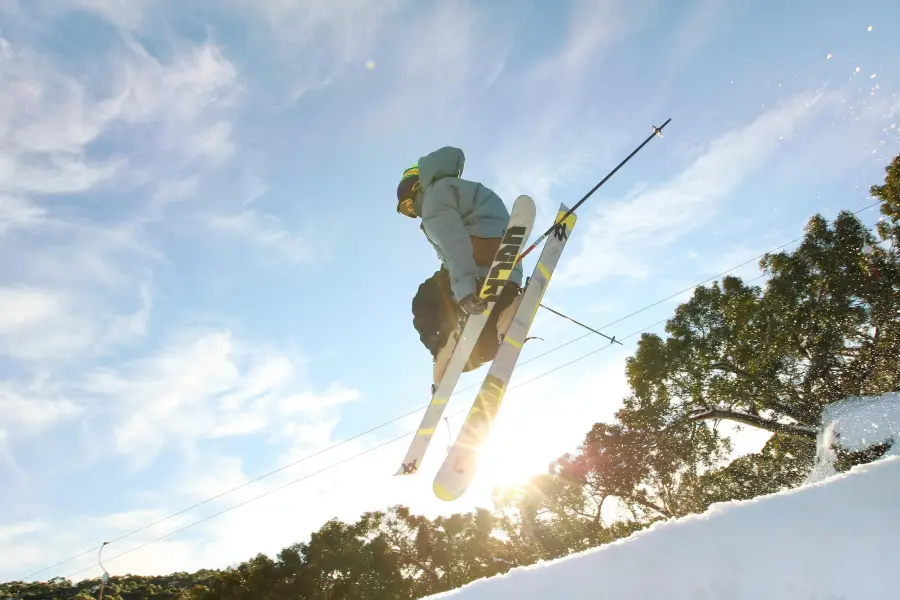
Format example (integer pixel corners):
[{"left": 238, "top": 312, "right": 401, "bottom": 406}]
[{"left": 396, "top": 163, "right": 419, "bottom": 218}]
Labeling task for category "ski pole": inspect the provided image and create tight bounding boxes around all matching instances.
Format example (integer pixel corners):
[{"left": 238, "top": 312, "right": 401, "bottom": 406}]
[
  {"left": 517, "top": 118, "right": 672, "bottom": 263},
  {"left": 539, "top": 303, "right": 622, "bottom": 345}
]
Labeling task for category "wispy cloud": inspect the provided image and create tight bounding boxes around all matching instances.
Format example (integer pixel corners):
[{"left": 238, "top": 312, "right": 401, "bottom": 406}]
[
  {"left": 2, "top": 430, "right": 402, "bottom": 582},
  {"left": 0, "top": 286, "right": 60, "bottom": 335},
  {"left": 0, "top": 519, "right": 46, "bottom": 544},
  {"left": 661, "top": 0, "right": 735, "bottom": 79},
  {"left": 525, "top": 0, "right": 634, "bottom": 91},
  {"left": 0, "top": 41, "right": 127, "bottom": 197},
  {"left": 360, "top": 0, "right": 513, "bottom": 134},
  {"left": 556, "top": 91, "right": 829, "bottom": 287},
  {"left": 0, "top": 285, "right": 95, "bottom": 360},
  {"left": 209, "top": 210, "right": 319, "bottom": 264},
  {"left": 0, "top": 22, "right": 244, "bottom": 364},
  {"left": 0, "top": 194, "right": 45, "bottom": 235},
  {"left": 0, "top": 221, "right": 159, "bottom": 361},
  {"left": 486, "top": 0, "right": 648, "bottom": 221},
  {"left": 0, "top": 27, "right": 240, "bottom": 216},
  {"left": 0, "top": 321, "right": 371, "bottom": 581},
  {"left": 224, "top": 0, "right": 403, "bottom": 103},
  {"left": 77, "top": 330, "right": 357, "bottom": 460},
  {"left": 0, "top": 387, "right": 82, "bottom": 432},
  {"left": 50, "top": 0, "right": 152, "bottom": 32}
]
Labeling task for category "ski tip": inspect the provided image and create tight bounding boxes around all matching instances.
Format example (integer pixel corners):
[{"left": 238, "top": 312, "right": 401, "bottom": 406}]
[
  {"left": 513, "top": 194, "right": 537, "bottom": 214},
  {"left": 433, "top": 481, "right": 460, "bottom": 502}
]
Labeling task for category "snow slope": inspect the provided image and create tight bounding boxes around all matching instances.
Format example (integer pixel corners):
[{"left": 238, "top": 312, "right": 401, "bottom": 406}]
[{"left": 427, "top": 393, "right": 900, "bottom": 599}]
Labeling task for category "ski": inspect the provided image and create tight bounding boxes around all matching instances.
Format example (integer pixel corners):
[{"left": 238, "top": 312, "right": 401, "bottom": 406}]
[
  {"left": 433, "top": 203, "right": 578, "bottom": 501},
  {"left": 394, "top": 195, "right": 537, "bottom": 476}
]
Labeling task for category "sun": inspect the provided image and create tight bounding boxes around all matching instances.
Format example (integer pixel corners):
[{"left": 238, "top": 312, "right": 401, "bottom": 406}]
[
  {"left": 439, "top": 359, "right": 615, "bottom": 500},
  {"left": 463, "top": 401, "right": 564, "bottom": 492}
]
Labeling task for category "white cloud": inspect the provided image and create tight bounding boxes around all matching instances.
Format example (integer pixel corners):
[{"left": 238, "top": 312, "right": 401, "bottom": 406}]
[
  {"left": 76, "top": 330, "right": 358, "bottom": 460},
  {"left": 0, "top": 251, "right": 154, "bottom": 361},
  {"left": 557, "top": 91, "right": 829, "bottom": 287},
  {"left": 149, "top": 177, "right": 199, "bottom": 210},
  {"left": 0, "top": 286, "right": 60, "bottom": 335},
  {"left": 0, "top": 194, "right": 45, "bottom": 234},
  {"left": 63, "top": 0, "right": 151, "bottom": 31},
  {"left": 0, "top": 388, "right": 82, "bottom": 431},
  {"left": 361, "top": 0, "right": 513, "bottom": 133},
  {"left": 209, "top": 210, "right": 318, "bottom": 264},
  {"left": 122, "top": 42, "right": 238, "bottom": 123},
  {"left": 0, "top": 519, "right": 47, "bottom": 544},
  {"left": 485, "top": 0, "right": 645, "bottom": 222},
  {"left": 100, "top": 281, "right": 153, "bottom": 345},
  {"left": 236, "top": 0, "right": 398, "bottom": 53},
  {"left": 527, "top": 0, "right": 633, "bottom": 87},
  {"left": 0, "top": 41, "right": 127, "bottom": 198},
  {"left": 0, "top": 285, "right": 99, "bottom": 360},
  {"left": 0, "top": 28, "right": 245, "bottom": 364},
  {"left": 105, "top": 40, "right": 240, "bottom": 169},
  {"left": 0, "top": 30, "right": 239, "bottom": 201},
  {"left": 220, "top": 0, "right": 403, "bottom": 103},
  {"left": 661, "top": 0, "right": 733, "bottom": 77},
  {"left": 0, "top": 328, "right": 372, "bottom": 582},
  {"left": 182, "top": 120, "right": 236, "bottom": 165},
  {"left": 1, "top": 29, "right": 239, "bottom": 209}
]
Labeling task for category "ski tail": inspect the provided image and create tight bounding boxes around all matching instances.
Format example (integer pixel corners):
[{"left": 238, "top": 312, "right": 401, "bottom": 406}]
[
  {"left": 433, "top": 202, "right": 577, "bottom": 500},
  {"left": 394, "top": 195, "right": 537, "bottom": 476}
]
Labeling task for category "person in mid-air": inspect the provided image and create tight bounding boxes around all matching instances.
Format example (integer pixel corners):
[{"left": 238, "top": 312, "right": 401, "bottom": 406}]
[{"left": 396, "top": 146, "right": 523, "bottom": 388}]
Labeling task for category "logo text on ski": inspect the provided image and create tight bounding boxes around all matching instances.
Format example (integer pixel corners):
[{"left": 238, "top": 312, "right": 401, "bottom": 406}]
[
  {"left": 401, "top": 461, "right": 418, "bottom": 474},
  {"left": 552, "top": 221, "right": 569, "bottom": 241},
  {"left": 480, "top": 225, "right": 527, "bottom": 302}
]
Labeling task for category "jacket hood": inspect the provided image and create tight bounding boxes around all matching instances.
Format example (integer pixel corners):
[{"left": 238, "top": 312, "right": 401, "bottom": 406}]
[{"left": 418, "top": 146, "right": 465, "bottom": 187}]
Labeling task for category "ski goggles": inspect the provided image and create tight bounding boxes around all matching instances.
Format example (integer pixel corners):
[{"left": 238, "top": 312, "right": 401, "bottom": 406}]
[
  {"left": 397, "top": 197, "right": 417, "bottom": 218},
  {"left": 396, "top": 165, "right": 420, "bottom": 218}
]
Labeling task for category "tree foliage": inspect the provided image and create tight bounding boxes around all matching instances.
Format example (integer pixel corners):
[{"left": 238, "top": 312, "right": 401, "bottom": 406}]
[
  {"left": 4, "top": 156, "right": 898, "bottom": 600},
  {"left": 630, "top": 182, "right": 898, "bottom": 440}
]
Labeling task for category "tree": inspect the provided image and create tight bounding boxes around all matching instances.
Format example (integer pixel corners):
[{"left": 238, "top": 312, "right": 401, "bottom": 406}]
[
  {"left": 696, "top": 433, "right": 816, "bottom": 508},
  {"left": 625, "top": 192, "right": 898, "bottom": 440}
]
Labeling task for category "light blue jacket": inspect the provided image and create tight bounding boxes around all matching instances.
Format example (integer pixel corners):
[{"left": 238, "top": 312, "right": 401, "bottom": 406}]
[{"left": 412, "top": 146, "right": 524, "bottom": 301}]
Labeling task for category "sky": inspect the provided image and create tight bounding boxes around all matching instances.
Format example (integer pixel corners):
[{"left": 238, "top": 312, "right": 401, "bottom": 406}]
[{"left": 1, "top": 0, "right": 898, "bottom": 584}]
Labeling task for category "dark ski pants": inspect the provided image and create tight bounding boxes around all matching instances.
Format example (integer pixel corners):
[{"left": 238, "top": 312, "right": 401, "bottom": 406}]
[{"left": 411, "top": 267, "right": 519, "bottom": 372}]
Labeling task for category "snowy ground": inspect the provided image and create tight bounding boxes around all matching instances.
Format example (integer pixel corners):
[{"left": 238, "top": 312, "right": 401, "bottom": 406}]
[{"left": 426, "top": 393, "right": 900, "bottom": 599}]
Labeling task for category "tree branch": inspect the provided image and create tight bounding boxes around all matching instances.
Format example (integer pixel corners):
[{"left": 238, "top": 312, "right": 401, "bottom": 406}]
[
  {"left": 688, "top": 407, "right": 818, "bottom": 440},
  {"left": 709, "top": 361, "right": 755, "bottom": 380},
  {"left": 623, "top": 492, "right": 673, "bottom": 519},
  {"left": 708, "top": 361, "right": 807, "bottom": 421}
]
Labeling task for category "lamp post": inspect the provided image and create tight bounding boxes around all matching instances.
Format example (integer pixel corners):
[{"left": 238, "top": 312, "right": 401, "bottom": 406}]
[{"left": 97, "top": 542, "right": 110, "bottom": 600}]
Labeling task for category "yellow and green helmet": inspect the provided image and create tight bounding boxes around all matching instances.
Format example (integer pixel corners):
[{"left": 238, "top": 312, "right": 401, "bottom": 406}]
[{"left": 396, "top": 163, "right": 420, "bottom": 218}]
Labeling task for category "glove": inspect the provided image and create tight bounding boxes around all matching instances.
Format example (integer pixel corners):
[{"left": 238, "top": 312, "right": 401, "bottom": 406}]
[{"left": 458, "top": 293, "right": 488, "bottom": 315}]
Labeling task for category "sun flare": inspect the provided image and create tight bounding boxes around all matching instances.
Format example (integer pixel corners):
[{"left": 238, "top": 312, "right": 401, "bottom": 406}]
[{"left": 462, "top": 396, "right": 569, "bottom": 494}]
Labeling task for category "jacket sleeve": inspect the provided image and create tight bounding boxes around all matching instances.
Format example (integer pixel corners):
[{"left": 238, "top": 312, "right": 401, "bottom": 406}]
[{"left": 421, "top": 182, "right": 477, "bottom": 302}]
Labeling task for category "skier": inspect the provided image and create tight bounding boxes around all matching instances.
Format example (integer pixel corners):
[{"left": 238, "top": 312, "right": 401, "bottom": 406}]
[{"left": 396, "top": 146, "right": 523, "bottom": 387}]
